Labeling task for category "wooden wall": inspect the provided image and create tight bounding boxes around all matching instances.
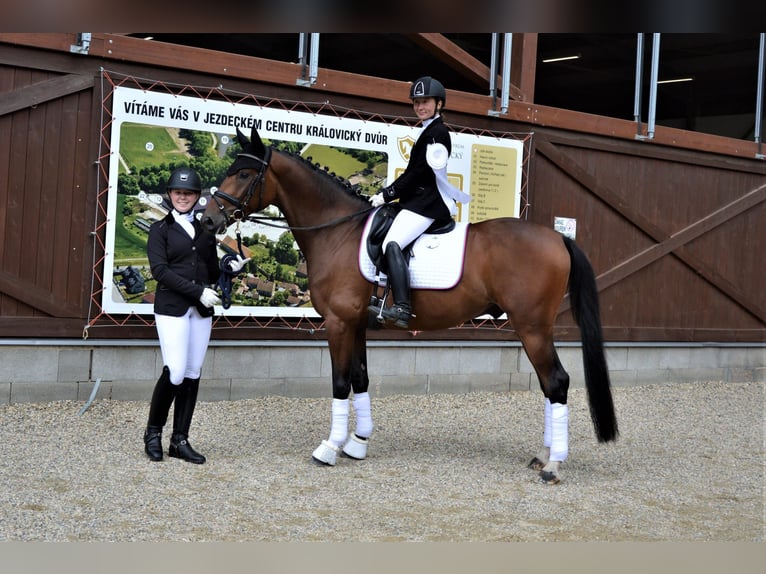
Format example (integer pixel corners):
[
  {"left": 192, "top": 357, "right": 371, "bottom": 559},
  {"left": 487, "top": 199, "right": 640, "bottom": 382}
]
[{"left": 0, "top": 35, "right": 763, "bottom": 343}]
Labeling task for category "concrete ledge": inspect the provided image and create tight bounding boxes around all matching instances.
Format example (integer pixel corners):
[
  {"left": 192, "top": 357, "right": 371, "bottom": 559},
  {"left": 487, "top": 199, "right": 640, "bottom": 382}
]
[{"left": 0, "top": 341, "right": 762, "bottom": 404}]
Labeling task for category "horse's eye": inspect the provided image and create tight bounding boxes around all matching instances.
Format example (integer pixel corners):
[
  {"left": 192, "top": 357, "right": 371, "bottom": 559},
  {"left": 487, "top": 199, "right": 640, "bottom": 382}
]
[{"left": 239, "top": 171, "right": 250, "bottom": 180}]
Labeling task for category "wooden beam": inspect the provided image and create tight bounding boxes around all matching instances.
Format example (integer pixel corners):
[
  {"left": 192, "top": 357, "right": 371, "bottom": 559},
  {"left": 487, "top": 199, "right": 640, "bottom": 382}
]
[
  {"left": 541, "top": 137, "right": 766, "bottom": 322},
  {"left": 405, "top": 33, "right": 525, "bottom": 101},
  {"left": 512, "top": 33, "right": 537, "bottom": 103},
  {"left": 0, "top": 270, "right": 82, "bottom": 318},
  {"left": 0, "top": 74, "right": 94, "bottom": 117},
  {"left": 0, "top": 33, "right": 762, "bottom": 160}
]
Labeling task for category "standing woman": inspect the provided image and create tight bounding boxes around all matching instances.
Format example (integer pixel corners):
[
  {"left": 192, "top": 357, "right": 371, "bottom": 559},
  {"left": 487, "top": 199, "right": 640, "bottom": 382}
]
[
  {"left": 368, "top": 76, "right": 470, "bottom": 329},
  {"left": 143, "top": 166, "right": 243, "bottom": 464}
]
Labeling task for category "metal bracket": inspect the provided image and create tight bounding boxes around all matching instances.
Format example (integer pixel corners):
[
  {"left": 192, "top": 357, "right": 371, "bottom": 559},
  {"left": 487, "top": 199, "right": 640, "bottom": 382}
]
[{"left": 70, "top": 33, "right": 91, "bottom": 54}]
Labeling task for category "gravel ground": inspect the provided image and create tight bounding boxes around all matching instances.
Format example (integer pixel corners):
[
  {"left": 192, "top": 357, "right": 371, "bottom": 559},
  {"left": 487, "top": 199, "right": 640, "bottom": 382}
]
[{"left": 0, "top": 381, "right": 762, "bottom": 542}]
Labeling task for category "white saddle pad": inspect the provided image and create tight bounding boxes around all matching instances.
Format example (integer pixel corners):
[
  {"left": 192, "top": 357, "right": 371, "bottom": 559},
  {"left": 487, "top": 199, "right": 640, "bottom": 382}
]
[{"left": 358, "top": 213, "right": 470, "bottom": 290}]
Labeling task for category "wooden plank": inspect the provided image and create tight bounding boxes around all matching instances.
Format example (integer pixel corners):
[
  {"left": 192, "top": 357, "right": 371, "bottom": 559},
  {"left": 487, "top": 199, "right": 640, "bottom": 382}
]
[
  {"left": 65, "top": 90, "right": 94, "bottom": 309},
  {"left": 596, "top": 184, "right": 766, "bottom": 322},
  {"left": 1, "top": 33, "right": 763, "bottom": 160},
  {"left": 0, "top": 317, "right": 89, "bottom": 338},
  {"left": 543, "top": 134, "right": 766, "bottom": 321},
  {"left": 512, "top": 33, "right": 537, "bottom": 103},
  {"left": 404, "top": 33, "right": 522, "bottom": 101},
  {"left": 0, "top": 73, "right": 94, "bottom": 116},
  {"left": 0, "top": 270, "right": 81, "bottom": 317}
]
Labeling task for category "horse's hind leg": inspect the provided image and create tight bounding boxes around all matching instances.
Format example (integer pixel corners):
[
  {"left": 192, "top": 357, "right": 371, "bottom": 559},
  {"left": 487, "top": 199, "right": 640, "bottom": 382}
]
[{"left": 519, "top": 331, "right": 570, "bottom": 485}]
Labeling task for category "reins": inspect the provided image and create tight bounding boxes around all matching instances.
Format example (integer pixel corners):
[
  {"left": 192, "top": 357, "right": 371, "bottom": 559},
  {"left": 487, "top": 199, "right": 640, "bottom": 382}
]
[
  {"left": 216, "top": 220, "right": 246, "bottom": 309},
  {"left": 213, "top": 148, "right": 375, "bottom": 232},
  {"left": 246, "top": 208, "right": 374, "bottom": 232}
]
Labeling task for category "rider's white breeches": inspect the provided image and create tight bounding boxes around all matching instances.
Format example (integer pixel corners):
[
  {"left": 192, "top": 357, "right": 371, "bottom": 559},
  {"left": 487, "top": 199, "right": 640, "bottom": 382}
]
[{"left": 155, "top": 307, "right": 212, "bottom": 385}]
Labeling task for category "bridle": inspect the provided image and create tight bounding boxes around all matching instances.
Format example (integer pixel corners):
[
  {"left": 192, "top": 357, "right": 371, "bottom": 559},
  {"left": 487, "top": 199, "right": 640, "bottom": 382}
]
[{"left": 211, "top": 147, "right": 272, "bottom": 225}]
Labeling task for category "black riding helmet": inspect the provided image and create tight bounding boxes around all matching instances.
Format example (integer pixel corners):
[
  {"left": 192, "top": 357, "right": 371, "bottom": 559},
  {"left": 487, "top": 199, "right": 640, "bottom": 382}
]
[
  {"left": 409, "top": 76, "right": 446, "bottom": 107},
  {"left": 166, "top": 166, "right": 202, "bottom": 193}
]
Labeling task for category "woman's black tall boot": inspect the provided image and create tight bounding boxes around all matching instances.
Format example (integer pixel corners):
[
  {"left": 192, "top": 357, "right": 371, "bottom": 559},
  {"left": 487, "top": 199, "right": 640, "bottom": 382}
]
[
  {"left": 380, "top": 242, "right": 412, "bottom": 328},
  {"left": 169, "top": 377, "right": 206, "bottom": 464},
  {"left": 144, "top": 366, "right": 175, "bottom": 461}
]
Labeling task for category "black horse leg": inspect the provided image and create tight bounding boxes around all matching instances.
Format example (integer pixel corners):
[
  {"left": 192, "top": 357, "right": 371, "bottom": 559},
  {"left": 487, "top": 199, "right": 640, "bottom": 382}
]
[
  {"left": 312, "top": 322, "right": 358, "bottom": 466},
  {"left": 342, "top": 326, "right": 372, "bottom": 460},
  {"left": 521, "top": 333, "right": 570, "bottom": 485}
]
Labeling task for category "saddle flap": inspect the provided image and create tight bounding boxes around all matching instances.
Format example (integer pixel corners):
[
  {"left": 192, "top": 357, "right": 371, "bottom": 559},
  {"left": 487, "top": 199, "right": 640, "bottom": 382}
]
[
  {"left": 360, "top": 210, "right": 470, "bottom": 290},
  {"left": 365, "top": 205, "right": 456, "bottom": 271},
  {"left": 366, "top": 204, "right": 401, "bottom": 270}
]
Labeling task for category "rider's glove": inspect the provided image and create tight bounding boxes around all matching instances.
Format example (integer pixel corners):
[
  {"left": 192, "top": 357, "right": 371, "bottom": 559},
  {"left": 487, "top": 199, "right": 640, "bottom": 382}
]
[
  {"left": 227, "top": 254, "right": 250, "bottom": 273},
  {"left": 369, "top": 192, "right": 385, "bottom": 208},
  {"left": 199, "top": 287, "right": 221, "bottom": 308}
]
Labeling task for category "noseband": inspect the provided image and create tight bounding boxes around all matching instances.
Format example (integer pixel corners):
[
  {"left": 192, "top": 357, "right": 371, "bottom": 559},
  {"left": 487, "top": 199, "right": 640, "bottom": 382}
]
[{"left": 211, "top": 147, "right": 272, "bottom": 224}]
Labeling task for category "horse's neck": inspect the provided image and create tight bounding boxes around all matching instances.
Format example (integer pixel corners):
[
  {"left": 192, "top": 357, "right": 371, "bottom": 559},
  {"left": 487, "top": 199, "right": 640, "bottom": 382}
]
[{"left": 272, "top": 155, "right": 364, "bottom": 253}]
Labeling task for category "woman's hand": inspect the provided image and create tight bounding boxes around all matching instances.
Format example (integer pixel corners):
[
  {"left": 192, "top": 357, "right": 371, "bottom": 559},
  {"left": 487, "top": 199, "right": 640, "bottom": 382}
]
[
  {"left": 369, "top": 193, "right": 385, "bottom": 207},
  {"left": 199, "top": 287, "right": 221, "bottom": 308}
]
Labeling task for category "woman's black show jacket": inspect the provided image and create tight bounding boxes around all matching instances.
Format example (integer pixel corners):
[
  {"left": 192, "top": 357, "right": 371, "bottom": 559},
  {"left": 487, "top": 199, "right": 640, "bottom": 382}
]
[{"left": 147, "top": 213, "right": 221, "bottom": 318}]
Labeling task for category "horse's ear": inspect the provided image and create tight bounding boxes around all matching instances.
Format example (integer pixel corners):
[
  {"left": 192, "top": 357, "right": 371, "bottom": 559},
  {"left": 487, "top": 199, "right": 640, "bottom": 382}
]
[
  {"left": 236, "top": 127, "right": 250, "bottom": 149},
  {"left": 249, "top": 125, "right": 266, "bottom": 159}
]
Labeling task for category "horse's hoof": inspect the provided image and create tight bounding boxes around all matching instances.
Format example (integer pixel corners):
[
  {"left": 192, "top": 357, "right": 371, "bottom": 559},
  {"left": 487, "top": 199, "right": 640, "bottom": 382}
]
[
  {"left": 311, "top": 440, "right": 339, "bottom": 466},
  {"left": 341, "top": 435, "right": 369, "bottom": 460},
  {"left": 527, "top": 457, "right": 546, "bottom": 471},
  {"left": 538, "top": 470, "right": 561, "bottom": 485}
]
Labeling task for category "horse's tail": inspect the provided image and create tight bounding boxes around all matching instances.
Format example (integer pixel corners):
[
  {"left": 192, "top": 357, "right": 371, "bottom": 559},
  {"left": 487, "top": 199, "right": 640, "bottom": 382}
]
[{"left": 562, "top": 236, "right": 619, "bottom": 442}]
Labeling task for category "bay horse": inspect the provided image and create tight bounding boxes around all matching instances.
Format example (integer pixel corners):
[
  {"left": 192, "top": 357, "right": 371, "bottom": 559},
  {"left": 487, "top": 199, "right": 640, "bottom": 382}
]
[{"left": 202, "top": 126, "right": 618, "bottom": 484}]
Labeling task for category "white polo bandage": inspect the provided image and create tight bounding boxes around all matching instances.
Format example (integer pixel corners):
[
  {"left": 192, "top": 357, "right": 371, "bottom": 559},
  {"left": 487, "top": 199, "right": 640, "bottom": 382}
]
[
  {"left": 352, "top": 392, "right": 373, "bottom": 438},
  {"left": 549, "top": 402, "right": 569, "bottom": 462},
  {"left": 328, "top": 398, "right": 349, "bottom": 447},
  {"left": 543, "top": 398, "right": 552, "bottom": 448}
]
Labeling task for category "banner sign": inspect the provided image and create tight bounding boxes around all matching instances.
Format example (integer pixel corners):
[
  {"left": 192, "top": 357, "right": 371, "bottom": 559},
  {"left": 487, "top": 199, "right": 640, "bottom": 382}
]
[{"left": 104, "top": 86, "right": 524, "bottom": 317}]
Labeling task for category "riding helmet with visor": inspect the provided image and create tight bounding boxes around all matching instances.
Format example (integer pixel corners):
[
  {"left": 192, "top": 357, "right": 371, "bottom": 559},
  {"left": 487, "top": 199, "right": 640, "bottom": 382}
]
[
  {"left": 409, "top": 76, "right": 446, "bottom": 107},
  {"left": 166, "top": 166, "right": 202, "bottom": 194}
]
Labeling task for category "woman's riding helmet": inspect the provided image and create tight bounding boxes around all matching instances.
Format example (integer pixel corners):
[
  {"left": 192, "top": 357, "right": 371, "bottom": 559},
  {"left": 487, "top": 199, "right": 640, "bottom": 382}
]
[
  {"left": 409, "top": 76, "right": 446, "bottom": 106},
  {"left": 166, "top": 166, "right": 202, "bottom": 193}
]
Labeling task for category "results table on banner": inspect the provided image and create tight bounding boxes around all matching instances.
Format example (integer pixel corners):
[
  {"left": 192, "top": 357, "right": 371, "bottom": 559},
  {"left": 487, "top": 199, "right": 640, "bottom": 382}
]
[{"left": 468, "top": 144, "right": 520, "bottom": 222}]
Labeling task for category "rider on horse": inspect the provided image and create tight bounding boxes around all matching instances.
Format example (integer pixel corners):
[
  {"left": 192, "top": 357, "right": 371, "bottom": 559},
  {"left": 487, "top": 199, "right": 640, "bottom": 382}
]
[{"left": 368, "top": 76, "right": 468, "bottom": 329}]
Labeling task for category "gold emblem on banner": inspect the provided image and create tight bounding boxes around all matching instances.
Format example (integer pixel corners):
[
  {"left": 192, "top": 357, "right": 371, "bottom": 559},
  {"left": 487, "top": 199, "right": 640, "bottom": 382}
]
[{"left": 397, "top": 136, "right": 415, "bottom": 162}]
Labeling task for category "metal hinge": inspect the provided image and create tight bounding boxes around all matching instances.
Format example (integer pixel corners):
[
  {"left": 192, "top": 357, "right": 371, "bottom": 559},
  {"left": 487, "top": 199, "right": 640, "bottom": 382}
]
[{"left": 70, "top": 33, "right": 92, "bottom": 55}]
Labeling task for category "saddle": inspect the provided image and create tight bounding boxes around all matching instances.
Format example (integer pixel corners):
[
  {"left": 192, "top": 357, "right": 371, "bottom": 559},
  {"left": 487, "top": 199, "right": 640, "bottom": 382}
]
[{"left": 366, "top": 204, "right": 455, "bottom": 274}]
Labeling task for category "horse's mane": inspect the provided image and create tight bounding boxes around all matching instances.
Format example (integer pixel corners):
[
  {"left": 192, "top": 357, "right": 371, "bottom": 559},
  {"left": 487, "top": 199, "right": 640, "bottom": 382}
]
[{"left": 276, "top": 147, "right": 370, "bottom": 206}]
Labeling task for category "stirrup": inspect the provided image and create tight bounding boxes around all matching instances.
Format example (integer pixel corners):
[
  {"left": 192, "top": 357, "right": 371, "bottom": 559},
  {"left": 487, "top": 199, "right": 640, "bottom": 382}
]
[
  {"left": 368, "top": 295, "right": 386, "bottom": 323},
  {"left": 380, "top": 305, "right": 411, "bottom": 328}
]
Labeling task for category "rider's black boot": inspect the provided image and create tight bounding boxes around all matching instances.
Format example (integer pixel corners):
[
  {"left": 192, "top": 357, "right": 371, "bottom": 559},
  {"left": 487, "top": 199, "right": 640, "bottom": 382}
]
[
  {"left": 168, "top": 377, "right": 206, "bottom": 464},
  {"left": 144, "top": 366, "right": 175, "bottom": 461},
  {"left": 380, "top": 242, "right": 412, "bottom": 329}
]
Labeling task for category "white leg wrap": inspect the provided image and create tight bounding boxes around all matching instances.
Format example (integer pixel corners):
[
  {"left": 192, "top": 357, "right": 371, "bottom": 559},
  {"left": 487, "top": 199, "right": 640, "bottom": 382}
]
[
  {"left": 328, "top": 398, "right": 349, "bottom": 447},
  {"left": 543, "top": 398, "right": 552, "bottom": 448},
  {"left": 351, "top": 392, "right": 373, "bottom": 438},
  {"left": 549, "top": 402, "right": 569, "bottom": 462}
]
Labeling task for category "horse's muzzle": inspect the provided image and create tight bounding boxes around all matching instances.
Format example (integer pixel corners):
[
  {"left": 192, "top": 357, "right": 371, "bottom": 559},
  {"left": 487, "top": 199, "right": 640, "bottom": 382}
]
[{"left": 201, "top": 213, "right": 226, "bottom": 234}]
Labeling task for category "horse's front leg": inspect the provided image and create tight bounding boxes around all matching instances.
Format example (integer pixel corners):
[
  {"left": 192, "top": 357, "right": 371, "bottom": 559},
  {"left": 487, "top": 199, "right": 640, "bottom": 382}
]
[
  {"left": 311, "top": 318, "right": 365, "bottom": 466},
  {"left": 340, "top": 322, "right": 372, "bottom": 461}
]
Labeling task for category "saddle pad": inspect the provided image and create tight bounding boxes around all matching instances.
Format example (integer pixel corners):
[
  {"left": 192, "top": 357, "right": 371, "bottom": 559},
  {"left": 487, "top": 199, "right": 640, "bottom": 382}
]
[{"left": 358, "top": 215, "right": 470, "bottom": 290}]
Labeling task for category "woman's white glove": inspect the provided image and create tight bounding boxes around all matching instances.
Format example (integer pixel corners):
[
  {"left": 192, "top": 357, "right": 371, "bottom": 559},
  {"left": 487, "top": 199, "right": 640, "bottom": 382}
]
[
  {"left": 369, "top": 192, "right": 385, "bottom": 208},
  {"left": 199, "top": 287, "right": 221, "bottom": 308},
  {"left": 227, "top": 254, "right": 251, "bottom": 273}
]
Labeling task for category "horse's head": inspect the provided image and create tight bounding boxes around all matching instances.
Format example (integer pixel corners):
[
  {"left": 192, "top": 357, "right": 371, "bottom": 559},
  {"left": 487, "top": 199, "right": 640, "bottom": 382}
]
[{"left": 202, "top": 126, "right": 273, "bottom": 234}]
